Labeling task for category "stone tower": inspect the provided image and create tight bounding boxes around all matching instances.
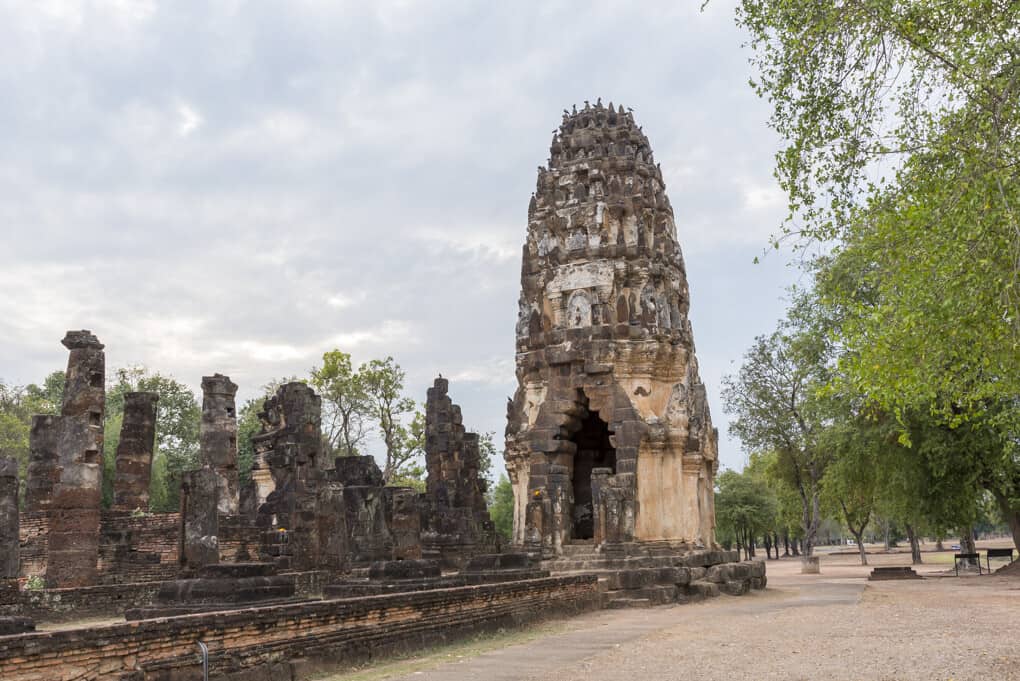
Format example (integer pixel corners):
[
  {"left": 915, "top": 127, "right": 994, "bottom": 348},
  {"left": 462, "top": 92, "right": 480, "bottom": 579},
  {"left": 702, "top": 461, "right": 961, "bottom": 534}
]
[{"left": 504, "top": 102, "right": 719, "bottom": 557}]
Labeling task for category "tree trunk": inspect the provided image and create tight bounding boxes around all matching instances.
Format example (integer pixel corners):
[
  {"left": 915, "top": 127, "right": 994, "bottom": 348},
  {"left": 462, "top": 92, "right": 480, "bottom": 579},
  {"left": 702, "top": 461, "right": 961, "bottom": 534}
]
[
  {"left": 935, "top": 537, "right": 944, "bottom": 551},
  {"left": 783, "top": 531, "right": 790, "bottom": 556},
  {"left": 905, "top": 523, "right": 922, "bottom": 565},
  {"left": 989, "top": 488, "right": 1020, "bottom": 553},
  {"left": 850, "top": 530, "right": 867, "bottom": 566},
  {"left": 961, "top": 526, "right": 978, "bottom": 567}
]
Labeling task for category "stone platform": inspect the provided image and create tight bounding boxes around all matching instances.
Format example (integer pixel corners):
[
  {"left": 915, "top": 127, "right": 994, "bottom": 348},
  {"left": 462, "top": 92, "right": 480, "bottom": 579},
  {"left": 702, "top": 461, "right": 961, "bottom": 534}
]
[
  {"left": 543, "top": 544, "right": 766, "bottom": 608},
  {"left": 325, "top": 555, "right": 549, "bottom": 599},
  {"left": 125, "top": 562, "right": 300, "bottom": 620}
]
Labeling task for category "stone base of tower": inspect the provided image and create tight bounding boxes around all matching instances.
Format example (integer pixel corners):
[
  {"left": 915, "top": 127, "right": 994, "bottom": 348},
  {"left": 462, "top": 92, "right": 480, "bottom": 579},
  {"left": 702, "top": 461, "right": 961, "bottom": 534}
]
[{"left": 539, "top": 542, "right": 766, "bottom": 608}]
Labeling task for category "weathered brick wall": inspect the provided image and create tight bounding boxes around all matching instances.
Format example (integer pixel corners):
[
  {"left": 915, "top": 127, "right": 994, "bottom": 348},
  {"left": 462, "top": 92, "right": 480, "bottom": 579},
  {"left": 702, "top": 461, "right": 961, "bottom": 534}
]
[
  {"left": 17, "top": 512, "right": 48, "bottom": 579},
  {"left": 19, "top": 511, "right": 263, "bottom": 584},
  {"left": 0, "top": 575, "right": 600, "bottom": 681},
  {"left": 0, "top": 581, "right": 164, "bottom": 620},
  {"left": 0, "top": 571, "right": 331, "bottom": 622}
]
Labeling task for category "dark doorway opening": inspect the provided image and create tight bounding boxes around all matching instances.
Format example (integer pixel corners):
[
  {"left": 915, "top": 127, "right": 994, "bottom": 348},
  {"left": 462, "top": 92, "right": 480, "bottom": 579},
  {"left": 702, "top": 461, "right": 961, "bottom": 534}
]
[{"left": 570, "top": 408, "right": 616, "bottom": 540}]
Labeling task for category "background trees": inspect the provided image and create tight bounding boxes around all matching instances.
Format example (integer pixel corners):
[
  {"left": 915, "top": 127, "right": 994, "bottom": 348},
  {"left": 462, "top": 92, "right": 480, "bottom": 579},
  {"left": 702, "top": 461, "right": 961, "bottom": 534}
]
[{"left": 727, "top": 0, "right": 1020, "bottom": 554}]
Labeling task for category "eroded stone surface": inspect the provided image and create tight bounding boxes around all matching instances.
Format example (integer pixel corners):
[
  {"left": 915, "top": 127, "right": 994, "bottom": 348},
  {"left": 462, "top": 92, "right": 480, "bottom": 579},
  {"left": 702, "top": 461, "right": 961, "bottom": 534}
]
[
  {"left": 422, "top": 377, "right": 498, "bottom": 567},
  {"left": 0, "top": 457, "right": 19, "bottom": 580},
  {"left": 181, "top": 467, "right": 219, "bottom": 571},
  {"left": 45, "top": 330, "right": 106, "bottom": 587},
  {"left": 200, "top": 374, "right": 239, "bottom": 515},
  {"left": 253, "top": 382, "right": 323, "bottom": 570},
  {"left": 505, "top": 103, "right": 719, "bottom": 556},
  {"left": 112, "top": 391, "right": 159, "bottom": 512}
]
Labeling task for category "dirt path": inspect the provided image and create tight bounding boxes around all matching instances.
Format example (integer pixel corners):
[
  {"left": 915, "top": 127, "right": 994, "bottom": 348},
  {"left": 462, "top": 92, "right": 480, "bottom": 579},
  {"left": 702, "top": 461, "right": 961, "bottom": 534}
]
[{"left": 339, "top": 551, "right": 1020, "bottom": 681}]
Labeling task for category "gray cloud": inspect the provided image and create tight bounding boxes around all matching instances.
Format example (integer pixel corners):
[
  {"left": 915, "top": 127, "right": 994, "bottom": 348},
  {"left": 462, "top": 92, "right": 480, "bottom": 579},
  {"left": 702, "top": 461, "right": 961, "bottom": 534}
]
[{"left": 0, "top": 0, "right": 797, "bottom": 472}]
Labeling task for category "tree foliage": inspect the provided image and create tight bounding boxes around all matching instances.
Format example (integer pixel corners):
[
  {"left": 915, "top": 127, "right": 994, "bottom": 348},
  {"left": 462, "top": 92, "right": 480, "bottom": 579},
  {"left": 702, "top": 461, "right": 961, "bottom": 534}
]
[
  {"left": 488, "top": 474, "right": 514, "bottom": 541},
  {"left": 310, "top": 350, "right": 371, "bottom": 458},
  {"left": 715, "top": 468, "right": 778, "bottom": 559},
  {"left": 722, "top": 294, "right": 835, "bottom": 555},
  {"left": 735, "top": 0, "right": 1020, "bottom": 553}
]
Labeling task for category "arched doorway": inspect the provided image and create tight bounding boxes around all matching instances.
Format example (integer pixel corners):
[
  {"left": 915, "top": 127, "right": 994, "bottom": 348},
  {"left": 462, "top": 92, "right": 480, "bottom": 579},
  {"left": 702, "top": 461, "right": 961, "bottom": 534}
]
[{"left": 570, "top": 405, "right": 616, "bottom": 540}]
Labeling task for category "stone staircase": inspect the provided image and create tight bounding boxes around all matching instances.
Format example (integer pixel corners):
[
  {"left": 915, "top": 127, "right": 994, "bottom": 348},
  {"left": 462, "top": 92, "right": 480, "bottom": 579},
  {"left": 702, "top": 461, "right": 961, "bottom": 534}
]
[{"left": 542, "top": 544, "right": 766, "bottom": 608}]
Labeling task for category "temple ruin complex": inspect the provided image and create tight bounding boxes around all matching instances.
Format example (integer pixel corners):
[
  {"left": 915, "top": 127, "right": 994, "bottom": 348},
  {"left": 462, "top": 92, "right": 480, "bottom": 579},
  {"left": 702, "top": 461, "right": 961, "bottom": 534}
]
[{"left": 0, "top": 103, "right": 762, "bottom": 680}]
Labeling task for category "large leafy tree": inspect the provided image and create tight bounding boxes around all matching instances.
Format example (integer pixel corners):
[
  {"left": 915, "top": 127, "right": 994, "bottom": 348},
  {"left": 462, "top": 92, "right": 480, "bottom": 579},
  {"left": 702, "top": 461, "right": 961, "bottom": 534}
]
[
  {"left": 723, "top": 294, "right": 835, "bottom": 555},
  {"left": 361, "top": 357, "right": 422, "bottom": 484},
  {"left": 309, "top": 350, "right": 372, "bottom": 458},
  {"left": 715, "top": 469, "right": 778, "bottom": 559},
  {"left": 736, "top": 0, "right": 1020, "bottom": 552}
]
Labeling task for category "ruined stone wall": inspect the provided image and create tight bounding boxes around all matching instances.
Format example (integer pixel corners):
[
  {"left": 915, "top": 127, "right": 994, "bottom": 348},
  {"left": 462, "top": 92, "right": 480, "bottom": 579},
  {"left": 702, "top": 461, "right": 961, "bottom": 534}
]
[
  {"left": 253, "top": 382, "right": 324, "bottom": 571},
  {"left": 505, "top": 103, "right": 719, "bottom": 556},
  {"left": 19, "top": 512, "right": 261, "bottom": 584},
  {"left": 0, "top": 575, "right": 599, "bottom": 681},
  {"left": 422, "top": 377, "right": 497, "bottom": 567}
]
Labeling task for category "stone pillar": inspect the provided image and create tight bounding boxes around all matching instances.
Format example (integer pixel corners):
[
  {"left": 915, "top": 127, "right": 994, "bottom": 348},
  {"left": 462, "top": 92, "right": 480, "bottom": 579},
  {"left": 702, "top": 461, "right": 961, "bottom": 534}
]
[
  {"left": 45, "top": 330, "right": 105, "bottom": 588},
  {"left": 200, "top": 374, "right": 239, "bottom": 515},
  {"left": 112, "top": 392, "right": 159, "bottom": 512},
  {"left": 46, "top": 415, "right": 103, "bottom": 587},
  {"left": 60, "top": 330, "right": 106, "bottom": 426},
  {"left": 25, "top": 415, "right": 59, "bottom": 512},
  {"left": 0, "top": 457, "right": 19, "bottom": 580},
  {"left": 180, "top": 467, "right": 219, "bottom": 572}
]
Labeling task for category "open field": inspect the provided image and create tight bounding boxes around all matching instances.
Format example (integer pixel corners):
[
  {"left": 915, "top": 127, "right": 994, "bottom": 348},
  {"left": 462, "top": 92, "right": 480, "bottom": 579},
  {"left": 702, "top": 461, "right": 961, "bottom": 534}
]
[{"left": 317, "top": 541, "right": 1020, "bottom": 681}]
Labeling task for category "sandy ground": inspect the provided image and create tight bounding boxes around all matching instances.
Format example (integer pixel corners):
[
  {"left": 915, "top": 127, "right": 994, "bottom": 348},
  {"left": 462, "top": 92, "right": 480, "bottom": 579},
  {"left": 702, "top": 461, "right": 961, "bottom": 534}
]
[{"left": 335, "top": 542, "right": 1020, "bottom": 681}]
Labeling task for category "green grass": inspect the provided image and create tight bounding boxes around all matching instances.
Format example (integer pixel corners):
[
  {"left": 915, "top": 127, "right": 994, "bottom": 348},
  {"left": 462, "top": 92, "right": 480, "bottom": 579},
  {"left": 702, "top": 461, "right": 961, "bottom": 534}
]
[{"left": 310, "top": 620, "right": 572, "bottom": 681}]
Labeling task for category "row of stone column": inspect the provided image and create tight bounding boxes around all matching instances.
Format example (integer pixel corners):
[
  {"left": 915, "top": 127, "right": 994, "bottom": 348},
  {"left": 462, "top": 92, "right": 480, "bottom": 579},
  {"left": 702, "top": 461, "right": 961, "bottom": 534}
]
[{"left": 18, "top": 331, "right": 242, "bottom": 587}]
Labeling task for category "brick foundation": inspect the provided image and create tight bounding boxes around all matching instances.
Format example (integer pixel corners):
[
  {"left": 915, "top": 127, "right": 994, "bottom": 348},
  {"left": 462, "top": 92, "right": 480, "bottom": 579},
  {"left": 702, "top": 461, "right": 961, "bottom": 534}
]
[{"left": 0, "top": 575, "right": 599, "bottom": 681}]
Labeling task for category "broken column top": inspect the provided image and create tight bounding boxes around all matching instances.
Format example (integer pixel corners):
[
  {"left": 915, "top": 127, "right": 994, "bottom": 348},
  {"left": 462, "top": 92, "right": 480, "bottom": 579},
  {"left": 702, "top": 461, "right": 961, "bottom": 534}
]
[
  {"left": 201, "top": 374, "right": 238, "bottom": 396},
  {"left": 61, "top": 329, "right": 104, "bottom": 351},
  {"left": 125, "top": 391, "right": 160, "bottom": 406}
]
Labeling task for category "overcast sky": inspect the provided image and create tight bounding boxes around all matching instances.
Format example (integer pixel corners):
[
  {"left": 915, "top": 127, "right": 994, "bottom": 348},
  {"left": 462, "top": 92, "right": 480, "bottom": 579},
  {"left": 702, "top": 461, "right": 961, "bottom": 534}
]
[{"left": 0, "top": 1, "right": 803, "bottom": 474}]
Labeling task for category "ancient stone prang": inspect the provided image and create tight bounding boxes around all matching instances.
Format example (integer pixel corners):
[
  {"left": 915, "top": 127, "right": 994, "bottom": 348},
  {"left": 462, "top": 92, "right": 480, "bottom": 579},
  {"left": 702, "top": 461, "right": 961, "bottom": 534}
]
[
  {"left": 112, "top": 391, "right": 159, "bottom": 512},
  {"left": 504, "top": 103, "right": 719, "bottom": 557},
  {"left": 421, "top": 377, "right": 497, "bottom": 567},
  {"left": 200, "top": 373, "right": 239, "bottom": 515}
]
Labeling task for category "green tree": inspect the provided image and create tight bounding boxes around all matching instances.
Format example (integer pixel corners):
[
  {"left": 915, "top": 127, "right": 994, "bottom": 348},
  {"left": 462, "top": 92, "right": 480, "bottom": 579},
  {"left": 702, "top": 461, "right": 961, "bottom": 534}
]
[
  {"left": 310, "top": 350, "right": 371, "bottom": 458},
  {"left": 722, "top": 294, "right": 835, "bottom": 555},
  {"left": 715, "top": 469, "right": 778, "bottom": 559},
  {"left": 386, "top": 409, "right": 426, "bottom": 490},
  {"left": 735, "top": 0, "right": 1020, "bottom": 548},
  {"left": 488, "top": 475, "right": 514, "bottom": 541},
  {"left": 476, "top": 431, "right": 498, "bottom": 483},
  {"left": 820, "top": 416, "right": 880, "bottom": 565},
  {"left": 0, "top": 372, "right": 64, "bottom": 503},
  {"left": 361, "top": 358, "right": 420, "bottom": 483}
]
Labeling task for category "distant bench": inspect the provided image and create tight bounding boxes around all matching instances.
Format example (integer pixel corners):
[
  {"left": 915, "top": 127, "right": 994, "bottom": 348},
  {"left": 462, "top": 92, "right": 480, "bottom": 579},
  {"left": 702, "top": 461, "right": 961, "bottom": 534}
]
[
  {"left": 986, "top": 548, "right": 1016, "bottom": 572},
  {"left": 954, "top": 553, "right": 982, "bottom": 576}
]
